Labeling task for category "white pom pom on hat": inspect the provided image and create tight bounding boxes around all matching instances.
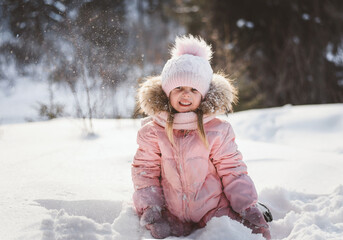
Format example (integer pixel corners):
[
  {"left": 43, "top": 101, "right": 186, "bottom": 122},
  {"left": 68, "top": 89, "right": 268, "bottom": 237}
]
[
  {"left": 161, "top": 35, "right": 213, "bottom": 97},
  {"left": 171, "top": 35, "right": 213, "bottom": 60}
]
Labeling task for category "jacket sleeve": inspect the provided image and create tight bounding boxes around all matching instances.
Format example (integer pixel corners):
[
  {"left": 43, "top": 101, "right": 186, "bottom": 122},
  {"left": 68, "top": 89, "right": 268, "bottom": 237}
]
[
  {"left": 132, "top": 124, "right": 164, "bottom": 215},
  {"left": 210, "top": 122, "right": 258, "bottom": 214}
]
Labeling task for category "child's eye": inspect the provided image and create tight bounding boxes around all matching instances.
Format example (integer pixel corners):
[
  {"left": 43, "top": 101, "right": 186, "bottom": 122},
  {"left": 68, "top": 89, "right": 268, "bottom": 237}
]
[
  {"left": 175, "top": 86, "right": 181, "bottom": 90},
  {"left": 191, "top": 88, "right": 198, "bottom": 92}
]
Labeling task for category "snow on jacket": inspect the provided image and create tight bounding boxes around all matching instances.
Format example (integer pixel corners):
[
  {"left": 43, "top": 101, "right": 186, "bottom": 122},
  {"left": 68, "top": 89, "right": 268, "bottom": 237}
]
[{"left": 132, "top": 73, "right": 258, "bottom": 223}]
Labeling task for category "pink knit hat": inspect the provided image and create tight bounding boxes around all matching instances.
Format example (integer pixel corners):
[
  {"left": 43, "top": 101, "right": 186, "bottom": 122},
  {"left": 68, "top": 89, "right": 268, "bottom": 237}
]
[{"left": 161, "top": 35, "right": 213, "bottom": 97}]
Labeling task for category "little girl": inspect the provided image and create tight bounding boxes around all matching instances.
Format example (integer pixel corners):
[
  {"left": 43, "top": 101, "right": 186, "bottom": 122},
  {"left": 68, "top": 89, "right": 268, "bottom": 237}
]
[{"left": 132, "top": 35, "right": 271, "bottom": 239}]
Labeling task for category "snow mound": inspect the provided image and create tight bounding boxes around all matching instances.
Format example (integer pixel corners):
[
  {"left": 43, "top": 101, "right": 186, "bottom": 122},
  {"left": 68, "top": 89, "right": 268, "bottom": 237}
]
[
  {"left": 35, "top": 185, "right": 343, "bottom": 240},
  {"left": 40, "top": 209, "right": 113, "bottom": 240},
  {"left": 37, "top": 201, "right": 265, "bottom": 240},
  {"left": 261, "top": 185, "right": 343, "bottom": 240},
  {"left": 39, "top": 202, "right": 143, "bottom": 240},
  {"left": 191, "top": 217, "right": 264, "bottom": 240},
  {"left": 228, "top": 104, "right": 343, "bottom": 153}
]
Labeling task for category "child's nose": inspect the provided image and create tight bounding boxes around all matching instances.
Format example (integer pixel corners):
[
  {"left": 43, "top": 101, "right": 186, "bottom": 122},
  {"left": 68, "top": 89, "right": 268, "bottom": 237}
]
[{"left": 182, "top": 90, "right": 191, "bottom": 97}]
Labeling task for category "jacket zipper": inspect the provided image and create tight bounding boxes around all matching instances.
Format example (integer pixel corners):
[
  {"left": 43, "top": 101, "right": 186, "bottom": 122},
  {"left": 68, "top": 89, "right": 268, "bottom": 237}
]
[{"left": 178, "top": 130, "right": 190, "bottom": 221}]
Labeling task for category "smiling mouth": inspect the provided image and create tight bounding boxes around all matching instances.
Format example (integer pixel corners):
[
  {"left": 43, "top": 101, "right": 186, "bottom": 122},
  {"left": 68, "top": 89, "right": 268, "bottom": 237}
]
[{"left": 179, "top": 101, "right": 192, "bottom": 106}]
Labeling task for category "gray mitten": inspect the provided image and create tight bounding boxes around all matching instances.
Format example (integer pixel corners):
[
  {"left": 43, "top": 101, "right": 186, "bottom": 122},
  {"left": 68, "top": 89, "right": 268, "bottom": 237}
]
[
  {"left": 241, "top": 205, "right": 271, "bottom": 240},
  {"left": 141, "top": 206, "right": 171, "bottom": 239},
  {"left": 140, "top": 206, "right": 162, "bottom": 226},
  {"left": 146, "top": 219, "right": 171, "bottom": 239}
]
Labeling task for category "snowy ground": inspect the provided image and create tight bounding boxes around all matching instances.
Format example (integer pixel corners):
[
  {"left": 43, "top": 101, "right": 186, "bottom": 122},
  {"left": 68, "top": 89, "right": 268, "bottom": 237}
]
[{"left": 0, "top": 104, "right": 343, "bottom": 240}]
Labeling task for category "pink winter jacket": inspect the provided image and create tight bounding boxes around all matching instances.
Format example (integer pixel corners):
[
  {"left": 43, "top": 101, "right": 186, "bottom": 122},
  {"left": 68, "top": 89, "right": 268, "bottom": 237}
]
[
  {"left": 132, "top": 116, "right": 258, "bottom": 223},
  {"left": 132, "top": 74, "right": 258, "bottom": 224}
]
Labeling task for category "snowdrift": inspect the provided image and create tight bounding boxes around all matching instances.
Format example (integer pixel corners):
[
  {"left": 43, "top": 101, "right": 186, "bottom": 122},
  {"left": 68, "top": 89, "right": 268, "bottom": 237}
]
[{"left": 0, "top": 104, "right": 342, "bottom": 239}]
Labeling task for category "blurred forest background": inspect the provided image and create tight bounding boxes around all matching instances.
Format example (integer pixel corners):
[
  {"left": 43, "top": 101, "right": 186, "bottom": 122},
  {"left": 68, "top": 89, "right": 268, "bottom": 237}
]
[{"left": 1, "top": 0, "right": 343, "bottom": 122}]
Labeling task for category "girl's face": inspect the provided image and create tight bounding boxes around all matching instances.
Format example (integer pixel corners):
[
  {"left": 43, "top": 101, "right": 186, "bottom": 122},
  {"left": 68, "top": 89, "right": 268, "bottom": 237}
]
[{"left": 169, "top": 86, "right": 202, "bottom": 113}]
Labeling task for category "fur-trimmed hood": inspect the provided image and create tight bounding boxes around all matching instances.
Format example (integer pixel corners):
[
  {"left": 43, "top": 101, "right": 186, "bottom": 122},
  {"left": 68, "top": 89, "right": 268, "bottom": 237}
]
[{"left": 137, "top": 73, "right": 238, "bottom": 116}]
